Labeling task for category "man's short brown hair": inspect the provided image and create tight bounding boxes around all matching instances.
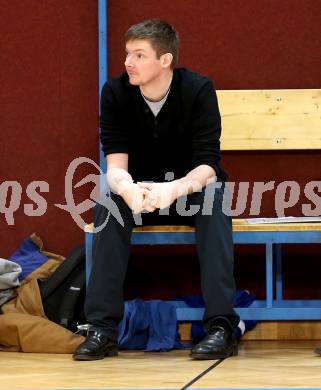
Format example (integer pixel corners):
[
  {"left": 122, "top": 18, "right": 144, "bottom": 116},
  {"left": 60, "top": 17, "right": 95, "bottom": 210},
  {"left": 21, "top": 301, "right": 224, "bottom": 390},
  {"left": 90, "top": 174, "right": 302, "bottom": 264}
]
[{"left": 125, "top": 19, "right": 179, "bottom": 70}]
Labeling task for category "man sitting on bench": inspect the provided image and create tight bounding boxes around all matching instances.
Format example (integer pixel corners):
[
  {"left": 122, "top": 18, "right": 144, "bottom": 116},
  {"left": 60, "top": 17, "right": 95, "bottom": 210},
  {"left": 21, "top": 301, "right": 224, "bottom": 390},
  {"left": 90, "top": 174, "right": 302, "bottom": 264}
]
[{"left": 73, "top": 19, "right": 239, "bottom": 361}]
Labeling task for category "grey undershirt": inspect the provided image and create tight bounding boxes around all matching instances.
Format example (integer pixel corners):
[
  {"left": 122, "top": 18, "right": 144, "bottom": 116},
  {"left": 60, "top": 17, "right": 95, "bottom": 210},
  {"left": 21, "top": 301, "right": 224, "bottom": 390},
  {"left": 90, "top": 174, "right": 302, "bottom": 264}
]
[{"left": 141, "top": 87, "right": 171, "bottom": 117}]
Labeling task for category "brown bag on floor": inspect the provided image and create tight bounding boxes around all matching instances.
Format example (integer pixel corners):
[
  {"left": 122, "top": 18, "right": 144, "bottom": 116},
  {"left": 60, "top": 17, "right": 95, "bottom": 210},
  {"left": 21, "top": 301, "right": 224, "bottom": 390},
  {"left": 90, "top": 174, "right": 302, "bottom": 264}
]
[{"left": 0, "top": 234, "right": 84, "bottom": 353}]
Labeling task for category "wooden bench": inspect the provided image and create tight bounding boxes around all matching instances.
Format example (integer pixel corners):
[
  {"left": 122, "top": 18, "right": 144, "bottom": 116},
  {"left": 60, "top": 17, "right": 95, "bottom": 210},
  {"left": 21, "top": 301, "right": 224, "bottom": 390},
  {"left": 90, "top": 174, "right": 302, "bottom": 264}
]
[{"left": 85, "top": 88, "right": 321, "bottom": 321}]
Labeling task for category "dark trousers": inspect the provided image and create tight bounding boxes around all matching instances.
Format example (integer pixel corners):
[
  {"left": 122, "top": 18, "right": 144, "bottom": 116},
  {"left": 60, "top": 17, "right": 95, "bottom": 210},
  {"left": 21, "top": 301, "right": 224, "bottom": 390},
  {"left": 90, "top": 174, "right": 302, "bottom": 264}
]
[{"left": 85, "top": 183, "right": 239, "bottom": 341}]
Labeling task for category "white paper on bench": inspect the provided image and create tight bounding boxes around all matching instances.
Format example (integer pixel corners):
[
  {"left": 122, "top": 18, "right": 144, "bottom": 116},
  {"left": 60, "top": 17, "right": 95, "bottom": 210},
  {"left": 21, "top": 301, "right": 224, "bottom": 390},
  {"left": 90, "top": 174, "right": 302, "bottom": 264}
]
[{"left": 245, "top": 217, "right": 321, "bottom": 224}]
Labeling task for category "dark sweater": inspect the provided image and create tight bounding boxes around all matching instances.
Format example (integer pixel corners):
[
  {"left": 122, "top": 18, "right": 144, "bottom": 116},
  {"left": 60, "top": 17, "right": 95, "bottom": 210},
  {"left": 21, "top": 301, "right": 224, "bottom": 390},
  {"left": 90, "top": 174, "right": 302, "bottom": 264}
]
[{"left": 100, "top": 68, "right": 227, "bottom": 182}]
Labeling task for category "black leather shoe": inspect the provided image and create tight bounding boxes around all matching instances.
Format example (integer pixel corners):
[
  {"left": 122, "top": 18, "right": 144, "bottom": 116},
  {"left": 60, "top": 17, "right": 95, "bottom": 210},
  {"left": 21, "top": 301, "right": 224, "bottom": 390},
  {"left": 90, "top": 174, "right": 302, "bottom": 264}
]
[
  {"left": 73, "top": 329, "right": 118, "bottom": 361},
  {"left": 191, "top": 326, "right": 238, "bottom": 360},
  {"left": 314, "top": 346, "right": 321, "bottom": 355}
]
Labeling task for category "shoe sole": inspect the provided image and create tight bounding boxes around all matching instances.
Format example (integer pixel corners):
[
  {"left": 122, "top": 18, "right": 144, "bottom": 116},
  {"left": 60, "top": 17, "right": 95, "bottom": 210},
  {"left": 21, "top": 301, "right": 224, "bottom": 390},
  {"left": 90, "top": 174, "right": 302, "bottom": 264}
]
[
  {"left": 191, "top": 344, "right": 238, "bottom": 360},
  {"left": 73, "top": 347, "right": 118, "bottom": 361}
]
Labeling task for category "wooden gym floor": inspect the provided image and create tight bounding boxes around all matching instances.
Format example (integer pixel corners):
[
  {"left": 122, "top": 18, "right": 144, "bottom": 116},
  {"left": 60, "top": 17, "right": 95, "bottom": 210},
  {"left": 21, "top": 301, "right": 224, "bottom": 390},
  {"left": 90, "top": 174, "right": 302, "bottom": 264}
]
[{"left": 1, "top": 340, "right": 321, "bottom": 389}]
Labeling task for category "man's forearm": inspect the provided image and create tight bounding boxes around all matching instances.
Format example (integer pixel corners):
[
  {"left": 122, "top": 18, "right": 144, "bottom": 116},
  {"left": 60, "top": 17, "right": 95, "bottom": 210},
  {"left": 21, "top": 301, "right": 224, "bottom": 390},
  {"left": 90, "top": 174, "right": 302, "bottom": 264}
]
[
  {"left": 105, "top": 153, "right": 133, "bottom": 194},
  {"left": 106, "top": 167, "right": 134, "bottom": 194},
  {"left": 174, "top": 164, "right": 216, "bottom": 197}
]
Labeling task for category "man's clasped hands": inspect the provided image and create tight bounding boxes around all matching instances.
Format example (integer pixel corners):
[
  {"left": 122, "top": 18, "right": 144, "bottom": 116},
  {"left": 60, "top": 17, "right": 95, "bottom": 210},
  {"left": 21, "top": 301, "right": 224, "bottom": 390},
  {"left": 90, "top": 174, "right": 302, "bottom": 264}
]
[{"left": 107, "top": 167, "right": 200, "bottom": 214}]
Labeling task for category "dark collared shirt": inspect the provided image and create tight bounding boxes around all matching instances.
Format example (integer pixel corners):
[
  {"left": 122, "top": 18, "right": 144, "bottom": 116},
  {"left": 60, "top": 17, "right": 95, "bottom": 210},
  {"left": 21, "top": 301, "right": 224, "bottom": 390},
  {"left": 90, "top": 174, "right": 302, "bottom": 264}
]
[{"left": 100, "top": 67, "right": 227, "bottom": 182}]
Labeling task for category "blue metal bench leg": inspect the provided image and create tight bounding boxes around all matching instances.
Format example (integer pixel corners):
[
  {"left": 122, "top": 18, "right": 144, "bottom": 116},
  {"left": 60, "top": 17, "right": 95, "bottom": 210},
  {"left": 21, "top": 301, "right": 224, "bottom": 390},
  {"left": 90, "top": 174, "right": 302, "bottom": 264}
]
[
  {"left": 266, "top": 243, "right": 273, "bottom": 308},
  {"left": 275, "top": 244, "right": 283, "bottom": 303},
  {"left": 85, "top": 231, "right": 93, "bottom": 286}
]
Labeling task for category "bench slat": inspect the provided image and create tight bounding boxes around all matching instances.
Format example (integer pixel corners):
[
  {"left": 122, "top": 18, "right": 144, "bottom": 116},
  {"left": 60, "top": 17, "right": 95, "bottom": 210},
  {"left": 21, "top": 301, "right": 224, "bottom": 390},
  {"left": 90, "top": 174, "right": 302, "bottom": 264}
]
[
  {"left": 85, "top": 221, "right": 321, "bottom": 233},
  {"left": 217, "top": 89, "right": 321, "bottom": 150}
]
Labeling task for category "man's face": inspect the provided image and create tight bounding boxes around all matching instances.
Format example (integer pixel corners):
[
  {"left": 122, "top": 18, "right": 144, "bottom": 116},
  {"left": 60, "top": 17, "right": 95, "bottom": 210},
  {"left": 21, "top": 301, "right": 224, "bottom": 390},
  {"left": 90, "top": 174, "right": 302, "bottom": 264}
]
[{"left": 125, "top": 39, "right": 164, "bottom": 86}]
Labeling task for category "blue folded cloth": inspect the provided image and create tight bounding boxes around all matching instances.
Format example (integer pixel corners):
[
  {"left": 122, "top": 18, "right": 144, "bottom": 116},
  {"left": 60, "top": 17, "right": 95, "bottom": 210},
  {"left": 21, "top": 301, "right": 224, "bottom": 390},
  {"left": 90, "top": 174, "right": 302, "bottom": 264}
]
[
  {"left": 9, "top": 237, "right": 48, "bottom": 281},
  {"left": 118, "top": 300, "right": 150, "bottom": 349},
  {"left": 146, "top": 300, "right": 181, "bottom": 351},
  {"left": 118, "top": 299, "right": 182, "bottom": 351},
  {"left": 117, "top": 291, "right": 257, "bottom": 351}
]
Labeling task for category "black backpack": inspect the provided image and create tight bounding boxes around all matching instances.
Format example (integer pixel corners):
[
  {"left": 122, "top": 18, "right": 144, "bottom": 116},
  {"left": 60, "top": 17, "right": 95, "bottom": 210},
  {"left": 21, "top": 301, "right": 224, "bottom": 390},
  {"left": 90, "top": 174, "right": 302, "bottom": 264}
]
[{"left": 38, "top": 244, "right": 86, "bottom": 332}]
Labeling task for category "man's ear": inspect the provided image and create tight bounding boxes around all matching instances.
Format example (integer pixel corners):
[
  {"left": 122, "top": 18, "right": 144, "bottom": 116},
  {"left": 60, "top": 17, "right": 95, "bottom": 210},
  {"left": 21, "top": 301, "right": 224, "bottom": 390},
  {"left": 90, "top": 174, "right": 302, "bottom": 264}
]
[{"left": 161, "top": 53, "right": 173, "bottom": 69}]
